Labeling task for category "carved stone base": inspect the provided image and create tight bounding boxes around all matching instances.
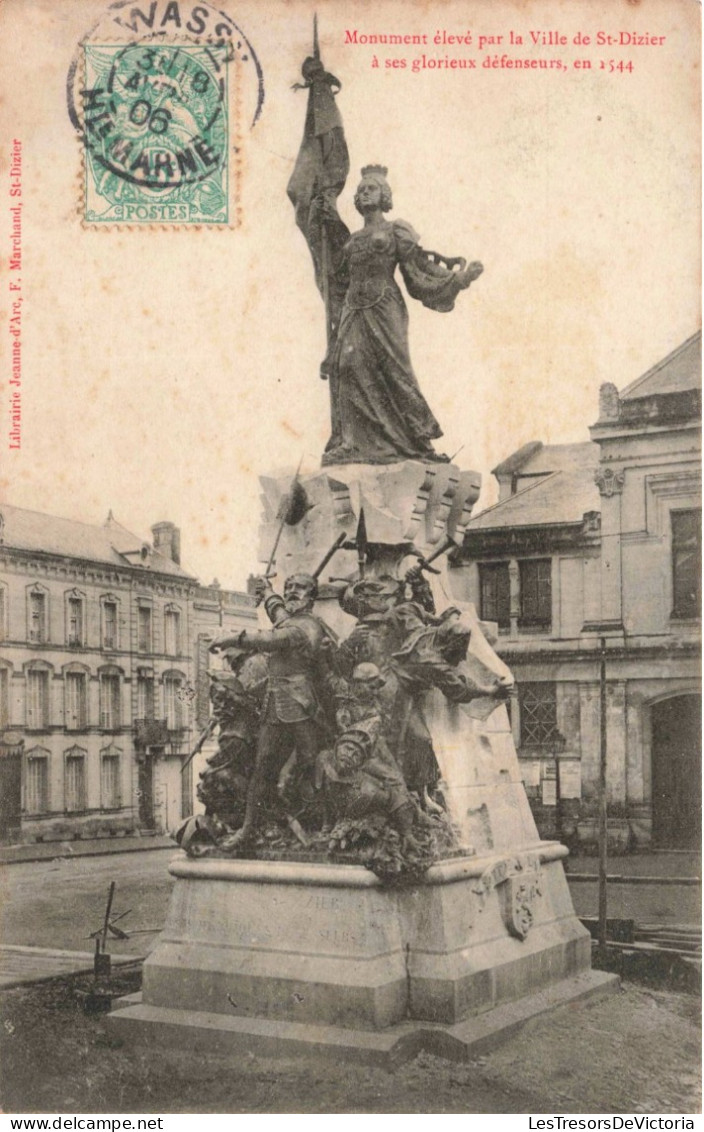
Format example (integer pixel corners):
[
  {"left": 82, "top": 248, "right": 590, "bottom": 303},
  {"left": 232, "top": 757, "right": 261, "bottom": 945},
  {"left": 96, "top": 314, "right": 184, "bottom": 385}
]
[
  {"left": 110, "top": 969, "right": 617, "bottom": 1067},
  {"left": 109, "top": 849, "right": 617, "bottom": 1062}
]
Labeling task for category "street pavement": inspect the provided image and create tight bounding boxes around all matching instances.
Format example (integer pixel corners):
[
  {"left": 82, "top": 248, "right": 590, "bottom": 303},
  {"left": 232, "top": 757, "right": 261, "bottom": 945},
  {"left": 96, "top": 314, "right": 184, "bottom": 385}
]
[
  {"left": 566, "top": 851, "right": 701, "bottom": 926},
  {"left": 0, "top": 846, "right": 177, "bottom": 954}
]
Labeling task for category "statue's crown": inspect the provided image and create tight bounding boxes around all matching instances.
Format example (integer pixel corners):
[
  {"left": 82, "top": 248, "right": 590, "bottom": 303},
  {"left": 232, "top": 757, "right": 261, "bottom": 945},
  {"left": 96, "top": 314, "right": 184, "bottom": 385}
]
[{"left": 361, "top": 164, "right": 388, "bottom": 179}]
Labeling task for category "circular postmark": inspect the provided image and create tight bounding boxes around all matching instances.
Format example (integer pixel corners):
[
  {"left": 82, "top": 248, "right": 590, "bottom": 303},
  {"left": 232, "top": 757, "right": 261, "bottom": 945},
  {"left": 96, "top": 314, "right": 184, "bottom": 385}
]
[
  {"left": 67, "top": 0, "right": 264, "bottom": 225},
  {"left": 85, "top": 42, "right": 229, "bottom": 192}
]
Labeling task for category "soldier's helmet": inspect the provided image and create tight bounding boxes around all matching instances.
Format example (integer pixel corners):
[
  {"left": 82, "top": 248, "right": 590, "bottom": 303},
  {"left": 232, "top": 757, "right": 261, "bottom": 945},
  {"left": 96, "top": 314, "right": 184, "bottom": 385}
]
[
  {"left": 340, "top": 575, "right": 401, "bottom": 620},
  {"left": 333, "top": 725, "right": 375, "bottom": 769},
  {"left": 351, "top": 662, "right": 386, "bottom": 691},
  {"left": 337, "top": 716, "right": 380, "bottom": 754}
]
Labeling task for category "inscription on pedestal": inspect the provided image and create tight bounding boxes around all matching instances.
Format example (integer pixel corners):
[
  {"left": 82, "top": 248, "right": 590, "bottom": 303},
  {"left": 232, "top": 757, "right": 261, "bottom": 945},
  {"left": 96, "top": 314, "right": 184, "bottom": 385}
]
[
  {"left": 305, "top": 892, "right": 343, "bottom": 912},
  {"left": 319, "top": 926, "right": 363, "bottom": 948}
]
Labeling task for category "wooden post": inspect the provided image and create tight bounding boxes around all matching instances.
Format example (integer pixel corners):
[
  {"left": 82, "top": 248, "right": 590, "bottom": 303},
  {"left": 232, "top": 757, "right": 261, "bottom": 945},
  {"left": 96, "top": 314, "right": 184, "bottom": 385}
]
[
  {"left": 94, "top": 880, "right": 115, "bottom": 979},
  {"left": 102, "top": 881, "right": 115, "bottom": 952},
  {"left": 554, "top": 742, "right": 563, "bottom": 842}
]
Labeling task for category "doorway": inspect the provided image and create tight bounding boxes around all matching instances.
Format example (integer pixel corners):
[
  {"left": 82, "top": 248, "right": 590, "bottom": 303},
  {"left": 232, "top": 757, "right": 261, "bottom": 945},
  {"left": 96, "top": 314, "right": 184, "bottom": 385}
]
[
  {"left": 137, "top": 752, "right": 157, "bottom": 830},
  {"left": 651, "top": 693, "right": 701, "bottom": 849},
  {"left": 0, "top": 735, "right": 22, "bottom": 842}
]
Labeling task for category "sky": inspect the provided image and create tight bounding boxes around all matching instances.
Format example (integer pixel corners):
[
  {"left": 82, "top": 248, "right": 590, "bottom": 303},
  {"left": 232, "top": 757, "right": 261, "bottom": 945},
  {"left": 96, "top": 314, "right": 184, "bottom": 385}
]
[{"left": 1, "top": 0, "right": 700, "bottom": 590}]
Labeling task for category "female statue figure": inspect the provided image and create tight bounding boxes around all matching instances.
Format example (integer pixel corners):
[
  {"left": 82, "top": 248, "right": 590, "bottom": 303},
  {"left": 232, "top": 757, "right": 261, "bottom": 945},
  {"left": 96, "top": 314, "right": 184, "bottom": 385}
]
[{"left": 311, "top": 166, "right": 483, "bottom": 465}]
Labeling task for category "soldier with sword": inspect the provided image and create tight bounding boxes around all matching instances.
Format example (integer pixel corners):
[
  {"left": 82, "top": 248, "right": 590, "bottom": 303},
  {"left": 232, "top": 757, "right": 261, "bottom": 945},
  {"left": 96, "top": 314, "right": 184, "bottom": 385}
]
[{"left": 209, "top": 519, "right": 347, "bottom": 847}]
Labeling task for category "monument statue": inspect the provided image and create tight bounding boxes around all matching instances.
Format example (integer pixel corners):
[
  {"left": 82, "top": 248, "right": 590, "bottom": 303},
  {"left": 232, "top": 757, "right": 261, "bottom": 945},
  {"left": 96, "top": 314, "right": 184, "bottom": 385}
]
[
  {"left": 287, "top": 39, "right": 483, "bottom": 466},
  {"left": 172, "top": 31, "right": 510, "bottom": 880},
  {"left": 115, "top": 26, "right": 612, "bottom": 1065},
  {"left": 336, "top": 570, "right": 510, "bottom": 811}
]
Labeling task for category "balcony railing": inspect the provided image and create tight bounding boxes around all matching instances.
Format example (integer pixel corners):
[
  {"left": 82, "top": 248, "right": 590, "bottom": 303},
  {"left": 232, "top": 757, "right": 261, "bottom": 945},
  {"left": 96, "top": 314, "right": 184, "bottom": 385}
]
[{"left": 134, "top": 718, "right": 169, "bottom": 748}]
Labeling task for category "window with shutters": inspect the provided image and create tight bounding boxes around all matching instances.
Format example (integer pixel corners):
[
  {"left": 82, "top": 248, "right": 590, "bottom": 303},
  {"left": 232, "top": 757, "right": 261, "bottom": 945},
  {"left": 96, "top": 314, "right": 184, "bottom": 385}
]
[
  {"left": 164, "top": 607, "right": 181, "bottom": 656},
  {"left": 65, "top": 671, "right": 88, "bottom": 731},
  {"left": 138, "top": 604, "right": 153, "bottom": 653},
  {"left": 137, "top": 673, "right": 155, "bottom": 719},
  {"left": 518, "top": 559, "right": 552, "bottom": 629},
  {"left": 66, "top": 591, "right": 85, "bottom": 646},
  {"left": 101, "top": 747, "right": 121, "bottom": 810},
  {"left": 64, "top": 748, "right": 87, "bottom": 812},
  {"left": 671, "top": 509, "right": 701, "bottom": 619},
  {"left": 28, "top": 589, "right": 47, "bottom": 643},
  {"left": 26, "top": 669, "right": 50, "bottom": 729},
  {"left": 100, "top": 673, "right": 121, "bottom": 730},
  {"left": 101, "top": 597, "right": 119, "bottom": 650},
  {"left": 25, "top": 750, "right": 49, "bottom": 814},
  {"left": 0, "top": 666, "right": 9, "bottom": 728},
  {"left": 164, "top": 674, "right": 184, "bottom": 731},
  {"left": 479, "top": 562, "right": 511, "bottom": 628}
]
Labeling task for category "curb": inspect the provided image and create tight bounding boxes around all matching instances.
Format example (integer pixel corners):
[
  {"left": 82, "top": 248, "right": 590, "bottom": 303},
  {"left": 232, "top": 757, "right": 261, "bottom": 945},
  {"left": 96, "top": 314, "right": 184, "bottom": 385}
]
[{"left": 0, "top": 836, "right": 176, "bottom": 866}]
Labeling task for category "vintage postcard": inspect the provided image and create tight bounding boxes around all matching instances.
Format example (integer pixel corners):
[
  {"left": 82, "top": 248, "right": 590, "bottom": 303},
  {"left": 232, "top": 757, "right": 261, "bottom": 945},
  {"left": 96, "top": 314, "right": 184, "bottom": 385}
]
[{"left": 0, "top": 0, "right": 700, "bottom": 1117}]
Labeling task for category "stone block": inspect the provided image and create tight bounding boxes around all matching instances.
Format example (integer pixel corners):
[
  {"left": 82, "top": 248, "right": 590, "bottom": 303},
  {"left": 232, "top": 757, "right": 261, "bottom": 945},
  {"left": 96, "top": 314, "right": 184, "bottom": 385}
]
[
  {"left": 259, "top": 462, "right": 481, "bottom": 576},
  {"left": 110, "top": 849, "right": 614, "bottom": 1062},
  {"left": 111, "top": 968, "right": 618, "bottom": 1067},
  {"left": 110, "top": 844, "right": 604, "bottom": 1056}
]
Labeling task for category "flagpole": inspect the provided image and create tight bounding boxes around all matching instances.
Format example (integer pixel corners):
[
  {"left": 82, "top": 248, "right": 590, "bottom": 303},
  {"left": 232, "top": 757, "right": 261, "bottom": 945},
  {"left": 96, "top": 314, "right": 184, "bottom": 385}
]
[
  {"left": 289, "top": 12, "right": 349, "bottom": 444},
  {"left": 313, "top": 14, "right": 334, "bottom": 369}
]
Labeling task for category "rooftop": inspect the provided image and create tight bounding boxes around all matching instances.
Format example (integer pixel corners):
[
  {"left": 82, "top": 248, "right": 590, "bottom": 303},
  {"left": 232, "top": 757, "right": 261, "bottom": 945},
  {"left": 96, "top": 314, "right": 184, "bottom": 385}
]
[
  {"left": 493, "top": 441, "right": 599, "bottom": 480},
  {"left": 0, "top": 503, "right": 196, "bottom": 579},
  {"left": 469, "top": 441, "right": 601, "bottom": 531},
  {"left": 620, "top": 331, "right": 701, "bottom": 401}
]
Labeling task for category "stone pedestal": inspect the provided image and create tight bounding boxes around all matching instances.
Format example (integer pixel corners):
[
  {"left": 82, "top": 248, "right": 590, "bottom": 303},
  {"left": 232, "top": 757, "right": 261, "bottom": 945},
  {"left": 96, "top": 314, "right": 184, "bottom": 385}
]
[
  {"left": 259, "top": 460, "right": 481, "bottom": 571},
  {"left": 110, "top": 849, "right": 615, "bottom": 1065},
  {"left": 258, "top": 460, "right": 480, "bottom": 635}
]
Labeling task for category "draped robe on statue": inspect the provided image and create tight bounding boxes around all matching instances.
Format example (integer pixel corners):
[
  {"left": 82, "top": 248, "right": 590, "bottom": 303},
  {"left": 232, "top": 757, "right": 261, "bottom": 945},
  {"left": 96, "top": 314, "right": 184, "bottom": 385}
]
[{"left": 323, "top": 216, "right": 471, "bottom": 465}]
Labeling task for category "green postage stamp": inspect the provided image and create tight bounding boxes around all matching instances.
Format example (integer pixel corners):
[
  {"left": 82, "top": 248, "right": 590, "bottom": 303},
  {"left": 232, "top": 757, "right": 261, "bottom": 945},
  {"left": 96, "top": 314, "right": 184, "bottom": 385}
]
[{"left": 82, "top": 42, "right": 230, "bottom": 224}]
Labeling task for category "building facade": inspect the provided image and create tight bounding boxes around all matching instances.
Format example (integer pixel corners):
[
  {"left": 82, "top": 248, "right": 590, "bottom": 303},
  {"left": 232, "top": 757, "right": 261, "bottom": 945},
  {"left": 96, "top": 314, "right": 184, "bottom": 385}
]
[
  {"left": 0, "top": 506, "right": 256, "bottom": 843},
  {"left": 452, "top": 333, "right": 701, "bottom": 850}
]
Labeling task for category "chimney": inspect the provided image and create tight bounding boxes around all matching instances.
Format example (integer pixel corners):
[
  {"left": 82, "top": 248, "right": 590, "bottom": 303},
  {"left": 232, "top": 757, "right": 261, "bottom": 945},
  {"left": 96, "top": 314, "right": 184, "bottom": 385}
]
[
  {"left": 598, "top": 382, "right": 620, "bottom": 422},
  {"left": 151, "top": 521, "right": 181, "bottom": 564}
]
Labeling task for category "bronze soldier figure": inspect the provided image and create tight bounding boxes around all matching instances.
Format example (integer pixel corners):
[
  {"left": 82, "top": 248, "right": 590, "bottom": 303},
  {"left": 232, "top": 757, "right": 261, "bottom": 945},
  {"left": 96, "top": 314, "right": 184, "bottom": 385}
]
[
  {"left": 210, "top": 573, "right": 336, "bottom": 846},
  {"left": 196, "top": 651, "right": 267, "bottom": 828},
  {"left": 317, "top": 722, "right": 421, "bottom": 849}
]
